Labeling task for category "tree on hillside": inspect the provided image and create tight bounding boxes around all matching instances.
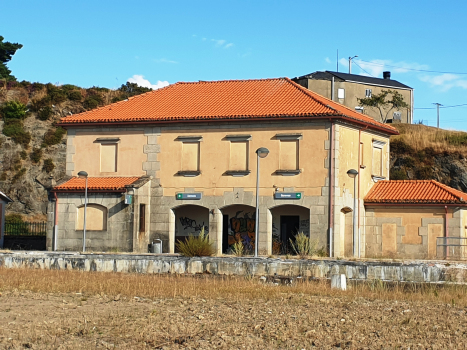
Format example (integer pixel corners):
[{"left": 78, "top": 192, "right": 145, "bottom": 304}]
[
  {"left": 0, "top": 36, "right": 23, "bottom": 82},
  {"left": 357, "top": 89, "right": 409, "bottom": 123}
]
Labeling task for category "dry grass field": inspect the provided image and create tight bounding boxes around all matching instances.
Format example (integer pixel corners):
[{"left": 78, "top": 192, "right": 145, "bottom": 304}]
[{"left": 0, "top": 268, "right": 467, "bottom": 349}]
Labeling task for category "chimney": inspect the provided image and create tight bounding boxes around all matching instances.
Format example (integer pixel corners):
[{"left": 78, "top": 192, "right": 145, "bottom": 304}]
[{"left": 383, "top": 71, "right": 391, "bottom": 79}]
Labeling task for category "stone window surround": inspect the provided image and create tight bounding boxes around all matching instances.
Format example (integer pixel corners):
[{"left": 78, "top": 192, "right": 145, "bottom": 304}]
[
  {"left": 225, "top": 134, "right": 252, "bottom": 177},
  {"left": 275, "top": 133, "right": 302, "bottom": 176},
  {"left": 176, "top": 136, "right": 202, "bottom": 177}
]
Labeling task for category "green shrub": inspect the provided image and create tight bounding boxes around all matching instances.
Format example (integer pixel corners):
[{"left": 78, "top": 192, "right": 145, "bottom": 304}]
[
  {"left": 43, "top": 127, "right": 66, "bottom": 147},
  {"left": 30, "top": 96, "right": 51, "bottom": 112},
  {"left": 289, "top": 232, "right": 319, "bottom": 259},
  {"left": 2, "top": 119, "right": 31, "bottom": 146},
  {"left": 37, "top": 106, "right": 53, "bottom": 121},
  {"left": 0, "top": 100, "right": 28, "bottom": 120},
  {"left": 111, "top": 96, "right": 124, "bottom": 103},
  {"left": 83, "top": 95, "right": 103, "bottom": 110},
  {"left": 30, "top": 148, "right": 42, "bottom": 163},
  {"left": 390, "top": 138, "right": 414, "bottom": 155},
  {"left": 176, "top": 228, "right": 214, "bottom": 257},
  {"left": 20, "top": 150, "right": 27, "bottom": 160},
  {"left": 231, "top": 241, "right": 244, "bottom": 257},
  {"left": 61, "top": 84, "right": 80, "bottom": 92},
  {"left": 42, "top": 158, "right": 55, "bottom": 173},
  {"left": 0, "top": 172, "right": 7, "bottom": 181},
  {"left": 11, "top": 168, "right": 26, "bottom": 184},
  {"left": 5, "top": 213, "right": 23, "bottom": 224},
  {"left": 390, "top": 169, "right": 408, "bottom": 180},
  {"left": 67, "top": 90, "right": 82, "bottom": 101}
]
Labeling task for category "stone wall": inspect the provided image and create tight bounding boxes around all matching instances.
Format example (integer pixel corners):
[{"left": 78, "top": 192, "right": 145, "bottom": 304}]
[{"left": 1, "top": 252, "right": 467, "bottom": 284}]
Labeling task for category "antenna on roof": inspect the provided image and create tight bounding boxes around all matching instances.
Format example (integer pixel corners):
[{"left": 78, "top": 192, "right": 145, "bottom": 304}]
[{"left": 336, "top": 49, "right": 339, "bottom": 72}]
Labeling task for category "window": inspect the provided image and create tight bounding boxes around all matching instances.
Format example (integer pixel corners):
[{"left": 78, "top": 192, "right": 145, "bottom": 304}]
[
  {"left": 338, "top": 88, "right": 345, "bottom": 99},
  {"left": 359, "top": 142, "right": 364, "bottom": 168},
  {"left": 139, "top": 204, "right": 146, "bottom": 233},
  {"left": 96, "top": 138, "right": 120, "bottom": 173},
  {"left": 393, "top": 111, "right": 402, "bottom": 121},
  {"left": 77, "top": 204, "right": 107, "bottom": 231},
  {"left": 176, "top": 136, "right": 202, "bottom": 176},
  {"left": 275, "top": 133, "right": 302, "bottom": 176},
  {"left": 372, "top": 140, "right": 386, "bottom": 178},
  {"left": 225, "top": 134, "right": 251, "bottom": 176},
  {"left": 365, "top": 89, "right": 372, "bottom": 98}
]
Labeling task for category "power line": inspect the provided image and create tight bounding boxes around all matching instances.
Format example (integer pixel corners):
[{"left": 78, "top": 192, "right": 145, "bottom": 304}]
[
  {"left": 414, "top": 103, "right": 467, "bottom": 110},
  {"left": 357, "top": 60, "right": 467, "bottom": 75},
  {"left": 352, "top": 61, "right": 376, "bottom": 78}
]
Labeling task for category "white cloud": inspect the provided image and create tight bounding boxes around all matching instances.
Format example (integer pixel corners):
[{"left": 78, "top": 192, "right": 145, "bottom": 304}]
[
  {"left": 224, "top": 43, "right": 234, "bottom": 49},
  {"left": 325, "top": 57, "right": 331, "bottom": 64},
  {"left": 154, "top": 58, "right": 178, "bottom": 64},
  {"left": 211, "top": 39, "right": 226, "bottom": 46},
  {"left": 127, "top": 75, "right": 169, "bottom": 90},
  {"left": 350, "top": 59, "right": 429, "bottom": 78},
  {"left": 419, "top": 73, "right": 467, "bottom": 91}
]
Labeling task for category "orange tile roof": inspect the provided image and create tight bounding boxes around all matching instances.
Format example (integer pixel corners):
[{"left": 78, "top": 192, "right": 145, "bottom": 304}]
[
  {"left": 53, "top": 177, "right": 141, "bottom": 192},
  {"left": 58, "top": 78, "right": 398, "bottom": 135},
  {"left": 365, "top": 180, "right": 467, "bottom": 205}
]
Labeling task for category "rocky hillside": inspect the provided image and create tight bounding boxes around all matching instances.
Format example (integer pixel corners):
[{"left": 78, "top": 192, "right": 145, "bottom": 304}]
[
  {"left": 390, "top": 124, "right": 467, "bottom": 192},
  {"left": 1, "top": 83, "right": 467, "bottom": 220},
  {"left": 0, "top": 81, "right": 151, "bottom": 220}
]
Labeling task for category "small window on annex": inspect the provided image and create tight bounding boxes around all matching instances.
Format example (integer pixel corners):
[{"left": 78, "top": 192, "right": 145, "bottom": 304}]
[
  {"left": 176, "top": 136, "right": 202, "bottom": 176},
  {"left": 77, "top": 204, "right": 107, "bottom": 231},
  {"left": 95, "top": 138, "right": 120, "bottom": 173},
  {"left": 372, "top": 140, "right": 386, "bottom": 177},
  {"left": 365, "top": 89, "right": 372, "bottom": 98},
  {"left": 275, "top": 133, "right": 302, "bottom": 176},
  {"left": 225, "top": 134, "right": 251, "bottom": 176},
  {"left": 338, "top": 88, "right": 345, "bottom": 99}
]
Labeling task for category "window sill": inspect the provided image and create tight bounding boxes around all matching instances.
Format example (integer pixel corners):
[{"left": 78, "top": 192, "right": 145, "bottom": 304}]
[
  {"left": 371, "top": 175, "right": 386, "bottom": 182},
  {"left": 176, "top": 171, "right": 201, "bottom": 177},
  {"left": 224, "top": 170, "right": 251, "bottom": 177},
  {"left": 274, "top": 169, "right": 302, "bottom": 176}
]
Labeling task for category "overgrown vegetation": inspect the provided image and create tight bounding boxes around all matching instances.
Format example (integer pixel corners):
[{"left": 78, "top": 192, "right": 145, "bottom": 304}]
[
  {"left": 5, "top": 213, "right": 24, "bottom": 224},
  {"left": 11, "top": 168, "right": 26, "bottom": 184},
  {"left": 176, "top": 228, "right": 214, "bottom": 257},
  {"left": 231, "top": 241, "right": 245, "bottom": 257},
  {"left": 30, "top": 148, "right": 42, "bottom": 163},
  {"left": 42, "top": 158, "right": 55, "bottom": 173},
  {"left": 111, "top": 82, "right": 152, "bottom": 103},
  {"left": 289, "top": 232, "right": 320, "bottom": 259},
  {"left": 42, "top": 127, "right": 66, "bottom": 147},
  {"left": 0, "top": 101, "right": 31, "bottom": 146}
]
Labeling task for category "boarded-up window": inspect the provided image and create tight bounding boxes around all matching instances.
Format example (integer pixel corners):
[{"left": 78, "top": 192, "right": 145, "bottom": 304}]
[
  {"left": 77, "top": 204, "right": 107, "bottom": 231},
  {"left": 382, "top": 223, "right": 397, "bottom": 256},
  {"left": 230, "top": 141, "right": 248, "bottom": 170},
  {"left": 360, "top": 142, "right": 364, "bottom": 167},
  {"left": 181, "top": 142, "right": 199, "bottom": 171},
  {"left": 100, "top": 144, "right": 117, "bottom": 172},
  {"left": 280, "top": 140, "right": 298, "bottom": 170}
]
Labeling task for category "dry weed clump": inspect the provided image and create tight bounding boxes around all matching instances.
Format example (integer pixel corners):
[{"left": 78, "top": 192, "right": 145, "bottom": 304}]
[{"left": 392, "top": 123, "right": 467, "bottom": 156}]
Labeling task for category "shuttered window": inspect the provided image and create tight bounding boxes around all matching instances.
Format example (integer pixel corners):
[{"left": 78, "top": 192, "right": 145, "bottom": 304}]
[{"left": 100, "top": 143, "right": 117, "bottom": 173}]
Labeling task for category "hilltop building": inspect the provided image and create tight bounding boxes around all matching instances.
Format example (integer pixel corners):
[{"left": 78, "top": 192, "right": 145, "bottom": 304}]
[
  {"left": 47, "top": 78, "right": 466, "bottom": 259},
  {"left": 292, "top": 71, "right": 413, "bottom": 124}
]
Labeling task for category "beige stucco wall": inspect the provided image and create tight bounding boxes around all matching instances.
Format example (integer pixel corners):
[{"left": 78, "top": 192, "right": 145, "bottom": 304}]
[
  {"left": 305, "top": 79, "right": 412, "bottom": 124},
  {"left": 69, "top": 130, "right": 147, "bottom": 177},
  {"left": 365, "top": 206, "right": 449, "bottom": 259},
  {"left": 158, "top": 125, "right": 328, "bottom": 198}
]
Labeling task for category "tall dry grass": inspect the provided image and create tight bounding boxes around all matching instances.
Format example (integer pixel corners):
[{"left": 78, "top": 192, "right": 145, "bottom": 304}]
[
  {"left": 392, "top": 124, "right": 467, "bottom": 155},
  {"left": 1, "top": 268, "right": 467, "bottom": 306}
]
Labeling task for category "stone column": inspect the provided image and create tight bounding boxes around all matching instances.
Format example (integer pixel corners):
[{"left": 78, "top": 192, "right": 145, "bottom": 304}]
[{"left": 209, "top": 208, "right": 223, "bottom": 256}]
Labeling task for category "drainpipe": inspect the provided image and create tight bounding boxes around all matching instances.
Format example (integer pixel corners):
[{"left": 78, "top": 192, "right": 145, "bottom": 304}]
[
  {"left": 329, "top": 122, "right": 335, "bottom": 257},
  {"left": 445, "top": 206, "right": 449, "bottom": 258},
  {"left": 54, "top": 192, "right": 58, "bottom": 251},
  {"left": 331, "top": 77, "right": 335, "bottom": 101}
]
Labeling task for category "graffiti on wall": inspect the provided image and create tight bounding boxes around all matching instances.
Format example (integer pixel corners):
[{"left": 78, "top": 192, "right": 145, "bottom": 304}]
[
  {"left": 227, "top": 211, "right": 255, "bottom": 251},
  {"left": 178, "top": 216, "right": 209, "bottom": 235}
]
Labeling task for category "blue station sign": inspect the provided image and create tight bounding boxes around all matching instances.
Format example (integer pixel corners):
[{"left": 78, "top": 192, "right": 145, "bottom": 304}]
[
  {"left": 176, "top": 193, "right": 202, "bottom": 200},
  {"left": 274, "top": 192, "right": 302, "bottom": 200}
]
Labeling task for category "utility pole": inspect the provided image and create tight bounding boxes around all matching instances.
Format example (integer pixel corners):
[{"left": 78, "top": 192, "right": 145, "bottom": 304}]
[
  {"left": 433, "top": 103, "right": 442, "bottom": 129},
  {"left": 348, "top": 55, "right": 358, "bottom": 74}
]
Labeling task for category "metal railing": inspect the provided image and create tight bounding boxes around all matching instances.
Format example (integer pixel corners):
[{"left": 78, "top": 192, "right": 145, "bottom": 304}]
[
  {"left": 4, "top": 222, "right": 47, "bottom": 236},
  {"left": 436, "top": 237, "right": 467, "bottom": 260}
]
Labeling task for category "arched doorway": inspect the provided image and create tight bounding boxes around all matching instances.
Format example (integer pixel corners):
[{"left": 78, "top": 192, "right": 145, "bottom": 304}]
[
  {"left": 173, "top": 205, "right": 209, "bottom": 252},
  {"left": 270, "top": 205, "right": 310, "bottom": 255},
  {"left": 220, "top": 204, "right": 256, "bottom": 254}
]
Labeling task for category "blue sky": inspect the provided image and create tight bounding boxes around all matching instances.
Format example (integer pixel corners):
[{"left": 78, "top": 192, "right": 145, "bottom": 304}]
[{"left": 2, "top": 0, "right": 467, "bottom": 130}]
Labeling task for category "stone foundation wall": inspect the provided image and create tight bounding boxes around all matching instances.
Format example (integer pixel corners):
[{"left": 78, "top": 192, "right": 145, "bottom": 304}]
[{"left": 1, "top": 252, "right": 467, "bottom": 284}]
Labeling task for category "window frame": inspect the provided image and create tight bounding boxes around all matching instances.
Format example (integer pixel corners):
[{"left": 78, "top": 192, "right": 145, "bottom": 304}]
[
  {"left": 175, "top": 136, "right": 202, "bottom": 177},
  {"left": 225, "top": 134, "right": 251, "bottom": 177},
  {"left": 275, "top": 133, "right": 302, "bottom": 176}
]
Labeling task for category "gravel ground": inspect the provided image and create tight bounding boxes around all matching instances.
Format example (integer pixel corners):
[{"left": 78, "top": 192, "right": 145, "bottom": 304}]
[{"left": 0, "top": 290, "right": 466, "bottom": 349}]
